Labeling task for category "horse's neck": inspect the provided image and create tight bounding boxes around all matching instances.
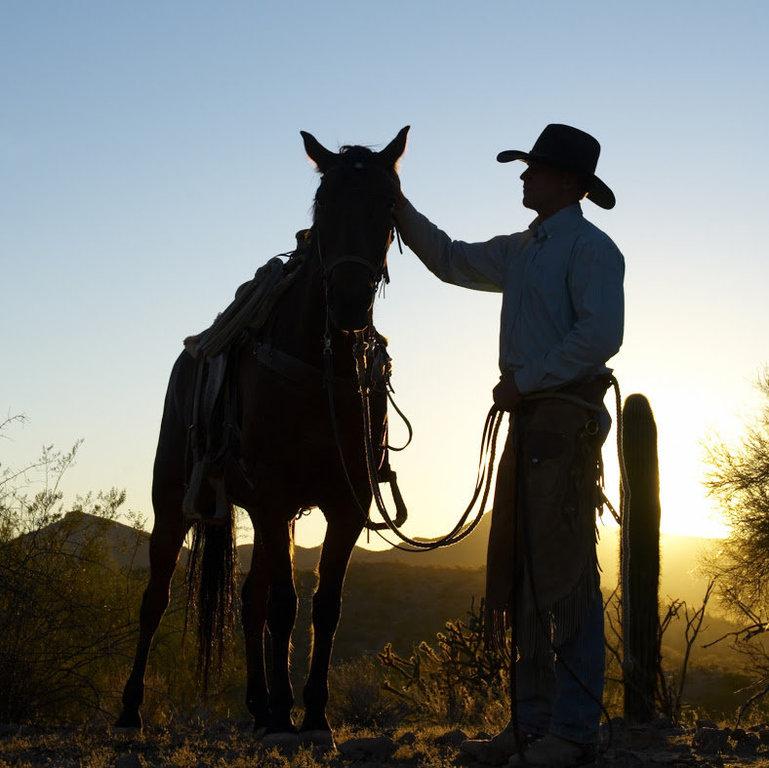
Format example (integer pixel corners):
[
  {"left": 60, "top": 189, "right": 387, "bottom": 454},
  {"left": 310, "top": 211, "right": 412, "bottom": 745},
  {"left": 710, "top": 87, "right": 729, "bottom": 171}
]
[{"left": 270, "top": 249, "right": 356, "bottom": 376}]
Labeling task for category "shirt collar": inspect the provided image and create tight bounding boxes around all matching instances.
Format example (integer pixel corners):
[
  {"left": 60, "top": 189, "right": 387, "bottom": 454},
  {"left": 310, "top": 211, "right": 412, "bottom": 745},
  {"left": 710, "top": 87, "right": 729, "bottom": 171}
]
[{"left": 528, "top": 203, "right": 583, "bottom": 242}]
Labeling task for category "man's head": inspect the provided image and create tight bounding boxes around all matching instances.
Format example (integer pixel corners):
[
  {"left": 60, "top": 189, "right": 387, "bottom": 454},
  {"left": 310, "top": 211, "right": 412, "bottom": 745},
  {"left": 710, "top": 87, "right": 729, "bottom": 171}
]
[
  {"left": 519, "top": 160, "right": 589, "bottom": 217},
  {"left": 497, "top": 124, "right": 614, "bottom": 218}
]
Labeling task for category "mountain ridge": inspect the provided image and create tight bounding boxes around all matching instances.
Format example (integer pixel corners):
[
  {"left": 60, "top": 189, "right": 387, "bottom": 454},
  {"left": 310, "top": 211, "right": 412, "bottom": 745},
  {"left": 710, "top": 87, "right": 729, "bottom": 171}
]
[{"left": 35, "top": 510, "right": 718, "bottom": 608}]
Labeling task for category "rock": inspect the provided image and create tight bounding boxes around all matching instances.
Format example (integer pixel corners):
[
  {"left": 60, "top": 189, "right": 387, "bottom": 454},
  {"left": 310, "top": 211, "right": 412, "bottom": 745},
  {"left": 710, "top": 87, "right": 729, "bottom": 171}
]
[
  {"left": 433, "top": 728, "right": 468, "bottom": 747},
  {"left": 115, "top": 754, "right": 142, "bottom": 768},
  {"left": 397, "top": 731, "right": 417, "bottom": 745},
  {"left": 692, "top": 727, "right": 729, "bottom": 755},
  {"left": 608, "top": 748, "right": 645, "bottom": 768},
  {"left": 731, "top": 729, "right": 759, "bottom": 756},
  {"left": 647, "top": 751, "right": 686, "bottom": 764},
  {"left": 473, "top": 731, "right": 492, "bottom": 740},
  {"left": 652, "top": 715, "right": 677, "bottom": 730},
  {"left": 756, "top": 727, "right": 769, "bottom": 745},
  {"left": 338, "top": 736, "right": 396, "bottom": 759},
  {"left": 696, "top": 718, "right": 718, "bottom": 730}
]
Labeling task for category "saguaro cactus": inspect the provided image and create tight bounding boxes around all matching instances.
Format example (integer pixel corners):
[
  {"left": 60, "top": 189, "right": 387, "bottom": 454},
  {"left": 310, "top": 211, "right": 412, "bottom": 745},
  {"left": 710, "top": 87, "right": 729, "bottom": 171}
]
[{"left": 620, "top": 393, "right": 661, "bottom": 723}]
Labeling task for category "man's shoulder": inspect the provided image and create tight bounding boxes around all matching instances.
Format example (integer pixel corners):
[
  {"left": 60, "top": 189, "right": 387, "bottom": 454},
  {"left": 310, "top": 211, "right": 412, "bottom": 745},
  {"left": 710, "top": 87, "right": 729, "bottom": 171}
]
[{"left": 575, "top": 216, "right": 623, "bottom": 260}]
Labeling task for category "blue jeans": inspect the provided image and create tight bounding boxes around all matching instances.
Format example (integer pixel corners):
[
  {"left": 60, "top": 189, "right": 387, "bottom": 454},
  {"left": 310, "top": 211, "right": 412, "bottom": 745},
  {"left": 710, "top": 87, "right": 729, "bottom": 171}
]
[{"left": 515, "top": 591, "right": 605, "bottom": 744}]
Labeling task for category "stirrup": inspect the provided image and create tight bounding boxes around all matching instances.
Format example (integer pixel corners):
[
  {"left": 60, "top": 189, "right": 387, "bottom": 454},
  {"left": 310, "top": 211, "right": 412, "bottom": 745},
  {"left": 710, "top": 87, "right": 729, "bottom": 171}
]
[{"left": 365, "top": 469, "right": 408, "bottom": 530}]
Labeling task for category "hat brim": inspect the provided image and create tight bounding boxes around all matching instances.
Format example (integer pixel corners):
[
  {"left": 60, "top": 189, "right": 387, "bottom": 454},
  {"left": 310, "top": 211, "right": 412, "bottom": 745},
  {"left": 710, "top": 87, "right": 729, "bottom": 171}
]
[{"left": 496, "top": 149, "right": 615, "bottom": 210}]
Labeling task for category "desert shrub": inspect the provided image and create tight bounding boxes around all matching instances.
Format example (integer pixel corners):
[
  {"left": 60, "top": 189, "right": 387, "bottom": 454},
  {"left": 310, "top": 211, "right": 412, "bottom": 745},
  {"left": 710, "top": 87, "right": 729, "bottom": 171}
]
[
  {"left": 0, "top": 424, "right": 205, "bottom": 723},
  {"left": 377, "top": 598, "right": 511, "bottom": 727},
  {"left": 0, "top": 438, "right": 138, "bottom": 720},
  {"left": 327, "top": 654, "right": 410, "bottom": 728},
  {"left": 0, "top": 415, "right": 258, "bottom": 724},
  {"left": 703, "top": 371, "right": 769, "bottom": 719},
  {"left": 705, "top": 372, "right": 769, "bottom": 613}
]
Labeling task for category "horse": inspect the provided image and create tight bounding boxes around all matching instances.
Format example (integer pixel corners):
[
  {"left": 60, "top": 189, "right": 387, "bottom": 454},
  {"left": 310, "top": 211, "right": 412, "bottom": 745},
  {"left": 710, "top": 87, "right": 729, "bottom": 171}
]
[{"left": 115, "top": 127, "right": 410, "bottom": 746}]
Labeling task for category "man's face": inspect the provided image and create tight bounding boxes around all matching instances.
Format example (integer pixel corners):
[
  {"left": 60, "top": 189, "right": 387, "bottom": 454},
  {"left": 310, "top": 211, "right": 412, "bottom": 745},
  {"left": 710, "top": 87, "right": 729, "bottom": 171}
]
[{"left": 519, "top": 160, "right": 566, "bottom": 213}]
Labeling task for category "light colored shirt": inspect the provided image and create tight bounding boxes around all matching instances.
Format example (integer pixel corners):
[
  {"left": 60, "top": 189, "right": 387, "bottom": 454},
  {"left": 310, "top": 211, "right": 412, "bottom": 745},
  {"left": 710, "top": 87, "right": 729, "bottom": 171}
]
[{"left": 395, "top": 200, "right": 625, "bottom": 394}]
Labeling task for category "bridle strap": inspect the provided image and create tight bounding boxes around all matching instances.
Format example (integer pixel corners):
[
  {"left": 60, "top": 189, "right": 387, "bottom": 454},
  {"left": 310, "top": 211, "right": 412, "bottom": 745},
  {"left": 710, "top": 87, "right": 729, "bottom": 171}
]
[
  {"left": 317, "top": 223, "right": 504, "bottom": 545},
  {"left": 318, "top": 228, "right": 392, "bottom": 523},
  {"left": 324, "top": 254, "right": 380, "bottom": 277}
]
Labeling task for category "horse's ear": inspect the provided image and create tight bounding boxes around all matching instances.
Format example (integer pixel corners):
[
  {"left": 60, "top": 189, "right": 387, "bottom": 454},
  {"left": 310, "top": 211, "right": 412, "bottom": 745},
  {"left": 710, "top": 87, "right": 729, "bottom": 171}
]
[
  {"left": 300, "top": 130, "right": 337, "bottom": 172},
  {"left": 378, "top": 125, "right": 410, "bottom": 168}
]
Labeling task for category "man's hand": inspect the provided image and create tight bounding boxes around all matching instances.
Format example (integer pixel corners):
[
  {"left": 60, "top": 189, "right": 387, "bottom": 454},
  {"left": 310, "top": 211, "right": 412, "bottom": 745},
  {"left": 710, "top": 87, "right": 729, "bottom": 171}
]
[{"left": 493, "top": 372, "right": 522, "bottom": 412}]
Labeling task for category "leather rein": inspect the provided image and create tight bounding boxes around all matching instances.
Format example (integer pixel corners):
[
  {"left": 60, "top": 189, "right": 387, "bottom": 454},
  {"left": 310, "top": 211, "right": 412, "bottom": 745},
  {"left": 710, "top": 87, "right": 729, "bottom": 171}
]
[{"left": 317, "top": 226, "right": 506, "bottom": 551}]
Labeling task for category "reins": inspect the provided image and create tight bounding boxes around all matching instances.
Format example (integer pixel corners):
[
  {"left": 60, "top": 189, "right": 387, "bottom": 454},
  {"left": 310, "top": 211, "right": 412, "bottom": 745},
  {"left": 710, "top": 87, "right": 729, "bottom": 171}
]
[
  {"left": 317, "top": 226, "right": 504, "bottom": 545},
  {"left": 352, "top": 332, "right": 505, "bottom": 550}
]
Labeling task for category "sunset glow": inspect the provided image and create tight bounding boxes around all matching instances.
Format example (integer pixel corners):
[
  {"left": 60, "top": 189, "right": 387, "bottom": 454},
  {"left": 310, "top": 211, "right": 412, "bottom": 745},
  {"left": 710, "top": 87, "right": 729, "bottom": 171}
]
[{"left": 3, "top": 2, "right": 768, "bottom": 555}]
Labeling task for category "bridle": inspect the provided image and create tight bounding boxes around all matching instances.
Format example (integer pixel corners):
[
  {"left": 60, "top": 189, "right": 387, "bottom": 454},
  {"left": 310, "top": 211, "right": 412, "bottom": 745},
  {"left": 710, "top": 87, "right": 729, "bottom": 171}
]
[
  {"left": 316, "top": 211, "right": 505, "bottom": 550},
  {"left": 315, "top": 224, "right": 409, "bottom": 527}
]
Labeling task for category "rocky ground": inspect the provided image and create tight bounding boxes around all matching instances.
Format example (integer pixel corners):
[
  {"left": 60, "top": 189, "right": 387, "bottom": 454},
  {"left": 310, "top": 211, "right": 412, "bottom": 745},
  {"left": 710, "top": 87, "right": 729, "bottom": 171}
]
[{"left": 2, "top": 718, "right": 769, "bottom": 767}]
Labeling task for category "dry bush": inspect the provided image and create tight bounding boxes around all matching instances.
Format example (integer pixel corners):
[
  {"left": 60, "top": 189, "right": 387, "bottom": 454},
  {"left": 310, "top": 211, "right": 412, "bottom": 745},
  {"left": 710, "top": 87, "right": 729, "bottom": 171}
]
[
  {"left": 0, "top": 420, "right": 197, "bottom": 723},
  {"left": 377, "top": 598, "right": 510, "bottom": 727},
  {"left": 705, "top": 371, "right": 769, "bottom": 612},
  {"left": 326, "top": 655, "right": 410, "bottom": 728},
  {"left": 1, "top": 433, "right": 131, "bottom": 720}
]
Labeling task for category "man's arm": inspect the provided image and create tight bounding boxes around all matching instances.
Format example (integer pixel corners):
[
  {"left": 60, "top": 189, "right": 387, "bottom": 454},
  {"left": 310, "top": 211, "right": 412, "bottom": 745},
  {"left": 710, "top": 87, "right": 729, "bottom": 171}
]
[
  {"left": 395, "top": 198, "right": 516, "bottom": 292},
  {"left": 513, "top": 235, "right": 625, "bottom": 393}
]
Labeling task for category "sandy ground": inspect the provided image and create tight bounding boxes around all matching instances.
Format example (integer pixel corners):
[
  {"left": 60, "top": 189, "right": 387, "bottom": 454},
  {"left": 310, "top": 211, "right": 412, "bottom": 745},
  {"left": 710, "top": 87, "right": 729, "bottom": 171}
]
[{"left": 2, "top": 718, "right": 769, "bottom": 767}]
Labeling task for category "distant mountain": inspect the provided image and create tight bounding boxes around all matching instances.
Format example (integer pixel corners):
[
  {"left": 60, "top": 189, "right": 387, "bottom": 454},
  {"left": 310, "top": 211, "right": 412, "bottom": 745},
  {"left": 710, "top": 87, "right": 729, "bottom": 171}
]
[
  {"left": 31, "top": 510, "right": 718, "bottom": 609},
  {"left": 239, "top": 514, "right": 720, "bottom": 609},
  {"left": 14, "top": 510, "right": 187, "bottom": 571}
]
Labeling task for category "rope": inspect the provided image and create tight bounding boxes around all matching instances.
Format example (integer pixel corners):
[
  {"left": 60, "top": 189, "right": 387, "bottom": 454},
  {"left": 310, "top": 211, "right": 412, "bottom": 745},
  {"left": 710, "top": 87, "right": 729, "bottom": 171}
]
[{"left": 354, "top": 332, "right": 503, "bottom": 549}]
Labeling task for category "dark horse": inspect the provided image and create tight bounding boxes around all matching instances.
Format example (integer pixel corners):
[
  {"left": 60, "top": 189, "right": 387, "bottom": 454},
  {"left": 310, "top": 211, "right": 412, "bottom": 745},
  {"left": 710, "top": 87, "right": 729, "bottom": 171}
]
[{"left": 116, "top": 127, "right": 409, "bottom": 745}]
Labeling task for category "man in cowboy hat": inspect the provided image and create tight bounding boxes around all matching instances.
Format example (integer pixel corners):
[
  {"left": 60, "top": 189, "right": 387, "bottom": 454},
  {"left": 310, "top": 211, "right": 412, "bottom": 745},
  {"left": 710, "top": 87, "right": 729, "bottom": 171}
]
[{"left": 394, "top": 124, "right": 624, "bottom": 767}]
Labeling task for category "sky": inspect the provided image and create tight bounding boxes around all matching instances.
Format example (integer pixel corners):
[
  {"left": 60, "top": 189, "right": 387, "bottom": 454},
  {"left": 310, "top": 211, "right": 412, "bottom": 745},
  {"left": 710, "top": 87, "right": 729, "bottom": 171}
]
[{"left": 2, "top": 1, "right": 768, "bottom": 548}]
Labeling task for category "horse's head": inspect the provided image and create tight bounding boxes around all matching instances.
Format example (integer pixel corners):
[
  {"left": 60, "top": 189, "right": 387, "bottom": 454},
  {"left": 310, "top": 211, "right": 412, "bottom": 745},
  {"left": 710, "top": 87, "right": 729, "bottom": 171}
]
[{"left": 302, "top": 126, "right": 409, "bottom": 332}]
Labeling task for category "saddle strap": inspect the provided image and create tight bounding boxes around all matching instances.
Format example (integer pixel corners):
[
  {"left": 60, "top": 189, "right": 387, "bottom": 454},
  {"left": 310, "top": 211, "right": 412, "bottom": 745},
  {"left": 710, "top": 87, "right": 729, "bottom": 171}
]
[{"left": 252, "top": 341, "right": 353, "bottom": 389}]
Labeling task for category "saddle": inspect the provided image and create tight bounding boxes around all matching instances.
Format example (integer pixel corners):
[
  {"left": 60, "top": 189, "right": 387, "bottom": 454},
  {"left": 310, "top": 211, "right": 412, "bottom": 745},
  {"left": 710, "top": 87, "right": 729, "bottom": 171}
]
[
  {"left": 181, "top": 233, "right": 310, "bottom": 524},
  {"left": 180, "top": 230, "right": 408, "bottom": 530}
]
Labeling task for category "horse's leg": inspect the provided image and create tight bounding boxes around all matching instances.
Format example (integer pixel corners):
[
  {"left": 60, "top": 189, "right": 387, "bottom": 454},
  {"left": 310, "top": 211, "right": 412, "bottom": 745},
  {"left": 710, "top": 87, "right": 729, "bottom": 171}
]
[
  {"left": 301, "top": 507, "right": 362, "bottom": 738},
  {"left": 116, "top": 480, "right": 188, "bottom": 728},
  {"left": 241, "top": 511, "right": 271, "bottom": 733},
  {"left": 259, "top": 514, "right": 298, "bottom": 734}
]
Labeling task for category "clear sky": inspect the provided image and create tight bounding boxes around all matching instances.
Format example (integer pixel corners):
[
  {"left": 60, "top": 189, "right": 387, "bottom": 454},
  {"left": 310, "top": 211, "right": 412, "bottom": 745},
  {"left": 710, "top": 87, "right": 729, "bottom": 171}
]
[{"left": 2, "top": 1, "right": 768, "bottom": 547}]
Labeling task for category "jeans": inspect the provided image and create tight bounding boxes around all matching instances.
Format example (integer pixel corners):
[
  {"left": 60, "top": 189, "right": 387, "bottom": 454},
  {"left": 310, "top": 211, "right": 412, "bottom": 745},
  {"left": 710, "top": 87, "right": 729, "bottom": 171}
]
[{"left": 515, "top": 590, "right": 605, "bottom": 744}]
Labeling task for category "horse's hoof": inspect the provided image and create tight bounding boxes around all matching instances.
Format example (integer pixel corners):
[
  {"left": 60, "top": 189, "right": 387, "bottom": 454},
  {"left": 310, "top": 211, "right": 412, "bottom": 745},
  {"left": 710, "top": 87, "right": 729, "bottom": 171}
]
[
  {"left": 114, "top": 710, "right": 143, "bottom": 730},
  {"left": 258, "top": 732, "right": 301, "bottom": 751},
  {"left": 300, "top": 730, "right": 336, "bottom": 752}
]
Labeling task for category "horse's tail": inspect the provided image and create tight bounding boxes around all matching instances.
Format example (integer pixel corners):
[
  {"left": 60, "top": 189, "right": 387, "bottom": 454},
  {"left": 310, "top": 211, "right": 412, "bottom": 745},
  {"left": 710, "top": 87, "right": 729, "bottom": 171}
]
[{"left": 185, "top": 509, "right": 238, "bottom": 693}]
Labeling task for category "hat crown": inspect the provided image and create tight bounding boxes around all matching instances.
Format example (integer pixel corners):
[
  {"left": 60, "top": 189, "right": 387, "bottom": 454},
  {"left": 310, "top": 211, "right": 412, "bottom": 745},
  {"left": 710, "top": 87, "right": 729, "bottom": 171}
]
[{"left": 530, "top": 124, "right": 601, "bottom": 176}]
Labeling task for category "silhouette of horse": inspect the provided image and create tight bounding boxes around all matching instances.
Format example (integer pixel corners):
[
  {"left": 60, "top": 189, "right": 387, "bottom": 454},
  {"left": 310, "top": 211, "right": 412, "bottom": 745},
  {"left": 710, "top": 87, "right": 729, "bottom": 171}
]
[{"left": 116, "top": 127, "right": 409, "bottom": 745}]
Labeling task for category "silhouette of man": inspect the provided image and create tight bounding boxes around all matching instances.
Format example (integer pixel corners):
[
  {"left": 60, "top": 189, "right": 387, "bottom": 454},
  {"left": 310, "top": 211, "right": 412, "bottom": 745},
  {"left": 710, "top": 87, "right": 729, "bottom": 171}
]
[{"left": 394, "top": 124, "right": 624, "bottom": 767}]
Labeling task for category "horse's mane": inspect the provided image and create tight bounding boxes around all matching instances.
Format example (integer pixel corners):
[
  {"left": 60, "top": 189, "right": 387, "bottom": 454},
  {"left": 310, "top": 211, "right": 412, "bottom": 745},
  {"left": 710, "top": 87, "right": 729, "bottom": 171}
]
[{"left": 338, "top": 144, "right": 375, "bottom": 160}]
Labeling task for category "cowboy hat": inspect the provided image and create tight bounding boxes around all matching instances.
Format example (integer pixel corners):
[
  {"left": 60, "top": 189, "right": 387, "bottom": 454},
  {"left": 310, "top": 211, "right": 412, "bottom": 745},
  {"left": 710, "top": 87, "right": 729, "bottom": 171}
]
[{"left": 497, "top": 123, "right": 615, "bottom": 209}]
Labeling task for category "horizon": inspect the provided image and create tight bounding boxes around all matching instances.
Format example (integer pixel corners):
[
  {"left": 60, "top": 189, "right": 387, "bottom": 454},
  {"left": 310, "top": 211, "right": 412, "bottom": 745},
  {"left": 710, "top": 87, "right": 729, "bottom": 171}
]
[{"left": 3, "top": 2, "right": 768, "bottom": 548}]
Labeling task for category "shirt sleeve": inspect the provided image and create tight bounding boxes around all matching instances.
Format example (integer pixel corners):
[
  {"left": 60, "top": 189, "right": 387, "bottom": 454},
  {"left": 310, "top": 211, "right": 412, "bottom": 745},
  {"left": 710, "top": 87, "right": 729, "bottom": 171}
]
[
  {"left": 394, "top": 199, "right": 511, "bottom": 292},
  {"left": 513, "top": 234, "right": 625, "bottom": 393}
]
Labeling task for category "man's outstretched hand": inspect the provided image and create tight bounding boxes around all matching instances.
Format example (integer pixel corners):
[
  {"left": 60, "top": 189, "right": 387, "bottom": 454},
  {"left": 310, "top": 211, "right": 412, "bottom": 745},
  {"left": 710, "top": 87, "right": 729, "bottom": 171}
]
[{"left": 493, "top": 372, "right": 522, "bottom": 412}]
